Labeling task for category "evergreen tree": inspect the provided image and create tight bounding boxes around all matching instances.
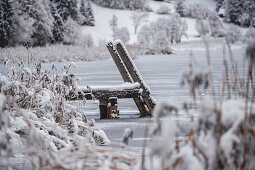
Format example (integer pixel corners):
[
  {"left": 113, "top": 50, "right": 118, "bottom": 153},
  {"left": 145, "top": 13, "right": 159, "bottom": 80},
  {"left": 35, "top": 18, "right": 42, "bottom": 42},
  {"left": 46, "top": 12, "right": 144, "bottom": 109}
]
[
  {"left": 216, "top": 0, "right": 224, "bottom": 12},
  {"left": 0, "top": 0, "right": 14, "bottom": 47},
  {"left": 50, "top": 2, "right": 64, "bottom": 42},
  {"left": 11, "top": 0, "right": 53, "bottom": 46},
  {"left": 80, "top": 0, "right": 95, "bottom": 26},
  {"left": 110, "top": 0, "right": 125, "bottom": 9},
  {"left": 175, "top": 0, "right": 185, "bottom": 17},
  {"left": 12, "top": 0, "right": 36, "bottom": 45},
  {"left": 63, "top": 17, "right": 80, "bottom": 45},
  {"left": 92, "top": 0, "right": 147, "bottom": 10},
  {"left": 226, "top": 0, "right": 255, "bottom": 27},
  {"left": 53, "top": 0, "right": 79, "bottom": 23},
  {"left": 30, "top": 0, "right": 53, "bottom": 46}
]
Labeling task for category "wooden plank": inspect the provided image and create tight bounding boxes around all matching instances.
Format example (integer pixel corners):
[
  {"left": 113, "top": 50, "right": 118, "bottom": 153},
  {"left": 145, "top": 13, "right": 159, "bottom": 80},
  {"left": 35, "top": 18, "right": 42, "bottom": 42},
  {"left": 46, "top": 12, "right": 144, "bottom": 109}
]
[
  {"left": 99, "top": 99, "right": 108, "bottom": 119},
  {"left": 106, "top": 42, "right": 132, "bottom": 82},
  {"left": 68, "top": 88, "right": 141, "bottom": 100},
  {"left": 114, "top": 41, "right": 155, "bottom": 115},
  {"left": 106, "top": 42, "right": 148, "bottom": 116}
]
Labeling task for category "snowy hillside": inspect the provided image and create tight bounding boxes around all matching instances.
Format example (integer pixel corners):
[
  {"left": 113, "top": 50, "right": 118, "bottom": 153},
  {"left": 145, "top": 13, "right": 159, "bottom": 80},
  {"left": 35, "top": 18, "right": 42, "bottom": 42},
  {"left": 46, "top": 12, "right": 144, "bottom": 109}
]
[{"left": 82, "top": 0, "right": 217, "bottom": 44}]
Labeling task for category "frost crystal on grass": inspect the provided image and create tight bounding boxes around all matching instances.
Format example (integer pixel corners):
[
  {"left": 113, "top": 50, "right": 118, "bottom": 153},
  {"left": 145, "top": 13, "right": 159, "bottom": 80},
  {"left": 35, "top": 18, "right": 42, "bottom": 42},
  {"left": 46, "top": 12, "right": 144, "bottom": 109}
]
[{"left": 0, "top": 63, "right": 140, "bottom": 169}]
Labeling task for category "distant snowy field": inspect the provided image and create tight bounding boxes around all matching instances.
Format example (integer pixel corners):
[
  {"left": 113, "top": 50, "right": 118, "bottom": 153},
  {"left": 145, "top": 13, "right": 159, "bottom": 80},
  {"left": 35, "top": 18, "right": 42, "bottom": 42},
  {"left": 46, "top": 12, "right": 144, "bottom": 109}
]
[{"left": 81, "top": 0, "right": 221, "bottom": 45}]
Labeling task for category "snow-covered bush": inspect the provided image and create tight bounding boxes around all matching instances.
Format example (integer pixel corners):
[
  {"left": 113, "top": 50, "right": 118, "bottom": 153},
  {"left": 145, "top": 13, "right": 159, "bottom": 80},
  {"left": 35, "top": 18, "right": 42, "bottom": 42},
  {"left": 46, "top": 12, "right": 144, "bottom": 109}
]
[
  {"left": 113, "top": 27, "right": 130, "bottom": 44},
  {"left": 143, "top": 4, "right": 153, "bottom": 12},
  {"left": 156, "top": 5, "right": 171, "bottom": 15},
  {"left": 185, "top": 3, "right": 211, "bottom": 19},
  {"left": 109, "top": 14, "right": 118, "bottom": 35},
  {"left": 137, "top": 24, "right": 152, "bottom": 45},
  {"left": 152, "top": 31, "right": 169, "bottom": 47},
  {"left": 137, "top": 14, "right": 188, "bottom": 46},
  {"left": 130, "top": 12, "right": 148, "bottom": 34},
  {"left": 63, "top": 17, "right": 81, "bottom": 45},
  {"left": 244, "top": 27, "right": 255, "bottom": 44},
  {"left": 0, "top": 62, "right": 137, "bottom": 169},
  {"left": 225, "top": 25, "right": 242, "bottom": 44},
  {"left": 109, "top": 15, "right": 130, "bottom": 43}
]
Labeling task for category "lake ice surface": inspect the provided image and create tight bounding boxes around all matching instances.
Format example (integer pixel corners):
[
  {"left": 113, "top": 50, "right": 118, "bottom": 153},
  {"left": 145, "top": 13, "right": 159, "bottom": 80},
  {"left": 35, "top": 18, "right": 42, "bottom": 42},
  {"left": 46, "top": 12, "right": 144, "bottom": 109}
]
[{"left": 68, "top": 47, "right": 246, "bottom": 149}]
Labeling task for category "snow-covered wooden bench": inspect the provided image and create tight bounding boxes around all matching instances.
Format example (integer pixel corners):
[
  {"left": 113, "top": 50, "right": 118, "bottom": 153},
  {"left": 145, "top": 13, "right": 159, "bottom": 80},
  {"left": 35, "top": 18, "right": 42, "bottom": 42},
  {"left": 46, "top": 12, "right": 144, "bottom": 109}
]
[
  {"left": 68, "top": 40, "right": 156, "bottom": 119},
  {"left": 106, "top": 40, "right": 156, "bottom": 117}
]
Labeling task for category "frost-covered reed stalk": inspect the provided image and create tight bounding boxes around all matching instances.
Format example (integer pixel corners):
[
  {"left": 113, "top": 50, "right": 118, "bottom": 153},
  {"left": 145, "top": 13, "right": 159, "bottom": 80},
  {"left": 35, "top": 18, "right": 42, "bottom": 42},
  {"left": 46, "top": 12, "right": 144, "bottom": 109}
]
[
  {"left": 145, "top": 37, "right": 255, "bottom": 169},
  {"left": 0, "top": 61, "right": 139, "bottom": 169}
]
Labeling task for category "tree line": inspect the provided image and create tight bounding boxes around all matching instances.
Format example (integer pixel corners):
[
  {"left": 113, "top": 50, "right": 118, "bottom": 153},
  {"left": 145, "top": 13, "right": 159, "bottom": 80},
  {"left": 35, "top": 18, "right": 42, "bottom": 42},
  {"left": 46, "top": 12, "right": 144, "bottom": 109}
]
[
  {"left": 216, "top": 0, "right": 255, "bottom": 27},
  {"left": 0, "top": 0, "right": 95, "bottom": 47}
]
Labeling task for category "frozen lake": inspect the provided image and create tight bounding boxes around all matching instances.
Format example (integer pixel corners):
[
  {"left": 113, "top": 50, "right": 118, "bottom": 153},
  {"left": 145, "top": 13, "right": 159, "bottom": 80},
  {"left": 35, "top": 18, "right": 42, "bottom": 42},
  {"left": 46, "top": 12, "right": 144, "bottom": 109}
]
[{"left": 69, "top": 47, "right": 246, "bottom": 150}]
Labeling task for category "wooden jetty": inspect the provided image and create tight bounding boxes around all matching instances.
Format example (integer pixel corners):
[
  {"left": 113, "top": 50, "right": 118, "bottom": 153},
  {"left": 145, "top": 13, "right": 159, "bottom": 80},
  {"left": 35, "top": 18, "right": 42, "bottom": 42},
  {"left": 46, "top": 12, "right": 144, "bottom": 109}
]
[{"left": 68, "top": 40, "right": 156, "bottom": 119}]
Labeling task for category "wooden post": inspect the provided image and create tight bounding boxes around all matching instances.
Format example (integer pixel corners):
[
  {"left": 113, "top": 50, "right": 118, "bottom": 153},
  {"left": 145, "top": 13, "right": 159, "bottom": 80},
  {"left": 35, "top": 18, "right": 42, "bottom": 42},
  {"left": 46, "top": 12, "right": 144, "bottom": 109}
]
[
  {"left": 114, "top": 41, "right": 155, "bottom": 115},
  {"left": 106, "top": 42, "right": 148, "bottom": 116},
  {"left": 99, "top": 99, "right": 108, "bottom": 119}
]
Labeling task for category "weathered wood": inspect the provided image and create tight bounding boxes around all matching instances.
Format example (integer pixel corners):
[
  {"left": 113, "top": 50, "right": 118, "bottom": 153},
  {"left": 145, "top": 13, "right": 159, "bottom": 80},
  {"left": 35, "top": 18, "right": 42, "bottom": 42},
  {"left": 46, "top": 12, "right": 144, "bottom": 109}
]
[
  {"left": 114, "top": 41, "right": 155, "bottom": 115},
  {"left": 106, "top": 42, "right": 132, "bottom": 82},
  {"left": 107, "top": 97, "right": 119, "bottom": 118},
  {"left": 68, "top": 88, "right": 141, "bottom": 100},
  {"left": 99, "top": 99, "right": 108, "bottom": 119},
  {"left": 106, "top": 42, "right": 148, "bottom": 116}
]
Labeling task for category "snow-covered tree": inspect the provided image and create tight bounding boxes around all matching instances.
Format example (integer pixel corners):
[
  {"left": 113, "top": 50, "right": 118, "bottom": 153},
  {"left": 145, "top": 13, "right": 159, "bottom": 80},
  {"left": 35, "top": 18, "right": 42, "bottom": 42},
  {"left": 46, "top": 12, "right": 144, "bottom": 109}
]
[
  {"left": 142, "top": 14, "right": 188, "bottom": 46},
  {"left": 0, "top": 0, "right": 14, "bottom": 47},
  {"left": 187, "top": 4, "right": 210, "bottom": 19},
  {"left": 30, "top": 0, "right": 53, "bottom": 46},
  {"left": 225, "top": 0, "right": 255, "bottom": 27},
  {"left": 137, "top": 24, "right": 151, "bottom": 45},
  {"left": 109, "top": 14, "right": 118, "bottom": 36},
  {"left": 92, "top": 0, "right": 147, "bottom": 10},
  {"left": 52, "top": 0, "right": 79, "bottom": 23},
  {"left": 225, "top": 0, "right": 243, "bottom": 25},
  {"left": 130, "top": 12, "right": 148, "bottom": 34},
  {"left": 113, "top": 27, "right": 130, "bottom": 43},
  {"left": 195, "top": 19, "right": 210, "bottom": 37},
  {"left": 11, "top": 0, "right": 35, "bottom": 45},
  {"left": 80, "top": 0, "right": 95, "bottom": 26},
  {"left": 11, "top": 0, "right": 53, "bottom": 46},
  {"left": 175, "top": 0, "right": 185, "bottom": 17},
  {"left": 128, "top": 0, "right": 147, "bottom": 10},
  {"left": 168, "top": 14, "right": 188, "bottom": 43},
  {"left": 50, "top": 1, "right": 64, "bottom": 43},
  {"left": 207, "top": 13, "right": 224, "bottom": 37},
  {"left": 216, "top": 0, "right": 224, "bottom": 12},
  {"left": 63, "top": 17, "right": 80, "bottom": 45}
]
